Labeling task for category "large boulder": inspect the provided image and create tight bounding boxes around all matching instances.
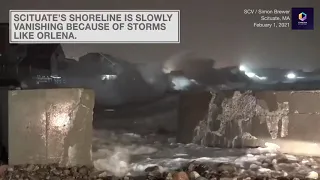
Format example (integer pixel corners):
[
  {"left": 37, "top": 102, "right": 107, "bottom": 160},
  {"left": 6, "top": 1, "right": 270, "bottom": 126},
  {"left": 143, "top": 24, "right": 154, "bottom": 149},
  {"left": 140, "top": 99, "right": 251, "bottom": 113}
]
[
  {"left": 178, "top": 90, "right": 320, "bottom": 156},
  {"left": 0, "top": 88, "right": 94, "bottom": 166}
]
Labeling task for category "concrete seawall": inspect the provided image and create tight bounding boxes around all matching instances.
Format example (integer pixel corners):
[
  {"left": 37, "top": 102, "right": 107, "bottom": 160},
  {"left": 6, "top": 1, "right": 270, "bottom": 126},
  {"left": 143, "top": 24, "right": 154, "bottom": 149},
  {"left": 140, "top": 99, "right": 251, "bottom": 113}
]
[
  {"left": 178, "top": 90, "right": 320, "bottom": 156},
  {"left": 0, "top": 88, "right": 94, "bottom": 166}
]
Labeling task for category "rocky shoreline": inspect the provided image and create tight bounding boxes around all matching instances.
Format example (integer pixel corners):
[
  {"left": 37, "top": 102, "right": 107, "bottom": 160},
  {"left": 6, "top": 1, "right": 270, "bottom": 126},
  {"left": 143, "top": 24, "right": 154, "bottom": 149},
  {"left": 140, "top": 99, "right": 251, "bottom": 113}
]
[{"left": 1, "top": 151, "right": 320, "bottom": 180}]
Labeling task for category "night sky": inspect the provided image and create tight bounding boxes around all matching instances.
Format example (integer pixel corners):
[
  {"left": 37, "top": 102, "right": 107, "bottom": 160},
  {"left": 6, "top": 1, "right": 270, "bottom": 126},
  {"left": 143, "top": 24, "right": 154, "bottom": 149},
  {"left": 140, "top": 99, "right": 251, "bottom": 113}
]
[{"left": 1, "top": 0, "right": 319, "bottom": 70}]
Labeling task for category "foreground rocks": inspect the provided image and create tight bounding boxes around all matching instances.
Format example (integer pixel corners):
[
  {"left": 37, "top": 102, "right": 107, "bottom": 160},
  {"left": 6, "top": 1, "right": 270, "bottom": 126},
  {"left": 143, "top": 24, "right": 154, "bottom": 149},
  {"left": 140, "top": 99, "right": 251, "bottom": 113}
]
[
  {"left": 2, "top": 151, "right": 320, "bottom": 180},
  {"left": 0, "top": 164, "right": 119, "bottom": 180},
  {"left": 143, "top": 151, "right": 320, "bottom": 180}
]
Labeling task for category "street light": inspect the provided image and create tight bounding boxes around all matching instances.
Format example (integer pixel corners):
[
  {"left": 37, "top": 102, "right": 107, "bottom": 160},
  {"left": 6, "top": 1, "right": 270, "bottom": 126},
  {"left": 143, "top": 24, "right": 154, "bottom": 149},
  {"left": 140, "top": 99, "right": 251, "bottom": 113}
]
[
  {"left": 239, "top": 65, "right": 246, "bottom": 71},
  {"left": 286, "top": 72, "right": 296, "bottom": 79}
]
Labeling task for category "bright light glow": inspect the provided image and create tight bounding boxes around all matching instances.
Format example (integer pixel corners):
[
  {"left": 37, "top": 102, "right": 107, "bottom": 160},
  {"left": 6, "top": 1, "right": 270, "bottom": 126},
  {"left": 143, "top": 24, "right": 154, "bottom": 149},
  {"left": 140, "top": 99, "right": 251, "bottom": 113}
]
[
  {"left": 101, "top": 75, "right": 117, "bottom": 80},
  {"left": 162, "top": 67, "right": 173, "bottom": 74},
  {"left": 286, "top": 73, "right": 296, "bottom": 79},
  {"left": 239, "top": 65, "right": 246, "bottom": 71},
  {"left": 52, "top": 112, "right": 70, "bottom": 129},
  {"left": 245, "top": 72, "right": 255, "bottom": 78},
  {"left": 259, "top": 76, "right": 267, "bottom": 80},
  {"left": 190, "top": 79, "right": 199, "bottom": 84},
  {"left": 51, "top": 75, "right": 61, "bottom": 79},
  {"left": 43, "top": 102, "right": 74, "bottom": 131},
  {"left": 244, "top": 71, "right": 267, "bottom": 80},
  {"left": 171, "top": 76, "right": 193, "bottom": 90}
]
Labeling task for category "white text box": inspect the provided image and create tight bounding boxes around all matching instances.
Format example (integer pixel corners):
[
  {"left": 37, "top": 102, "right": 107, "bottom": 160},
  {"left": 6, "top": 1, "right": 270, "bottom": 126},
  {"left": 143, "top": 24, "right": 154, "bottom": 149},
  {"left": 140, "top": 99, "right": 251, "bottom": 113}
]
[{"left": 9, "top": 10, "right": 180, "bottom": 44}]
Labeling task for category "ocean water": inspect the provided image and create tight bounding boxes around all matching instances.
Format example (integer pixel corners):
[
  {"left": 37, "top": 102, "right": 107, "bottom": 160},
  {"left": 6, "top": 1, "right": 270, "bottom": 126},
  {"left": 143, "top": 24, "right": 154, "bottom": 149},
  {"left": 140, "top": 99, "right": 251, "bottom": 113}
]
[
  {"left": 91, "top": 95, "right": 279, "bottom": 177},
  {"left": 92, "top": 128, "right": 281, "bottom": 177}
]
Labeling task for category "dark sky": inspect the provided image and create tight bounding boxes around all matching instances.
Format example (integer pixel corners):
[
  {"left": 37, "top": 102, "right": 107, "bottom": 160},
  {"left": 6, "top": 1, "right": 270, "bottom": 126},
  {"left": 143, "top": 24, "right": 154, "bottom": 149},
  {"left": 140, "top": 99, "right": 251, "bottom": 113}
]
[{"left": 1, "top": 0, "right": 319, "bottom": 69}]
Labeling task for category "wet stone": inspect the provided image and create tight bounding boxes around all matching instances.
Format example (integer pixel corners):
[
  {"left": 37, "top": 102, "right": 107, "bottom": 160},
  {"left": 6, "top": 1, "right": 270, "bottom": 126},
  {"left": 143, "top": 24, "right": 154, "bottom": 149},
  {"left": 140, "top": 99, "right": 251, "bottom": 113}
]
[
  {"left": 2, "top": 156, "right": 320, "bottom": 180},
  {"left": 188, "top": 171, "right": 200, "bottom": 180},
  {"left": 217, "top": 163, "right": 236, "bottom": 173},
  {"left": 165, "top": 172, "right": 173, "bottom": 180},
  {"left": 261, "top": 162, "right": 272, "bottom": 169},
  {"left": 26, "top": 164, "right": 36, "bottom": 172},
  {"left": 49, "top": 176, "right": 61, "bottom": 180},
  {"left": 190, "top": 171, "right": 208, "bottom": 180},
  {"left": 145, "top": 166, "right": 160, "bottom": 173},
  {"left": 64, "top": 169, "right": 71, "bottom": 176},
  {"left": 276, "top": 155, "right": 296, "bottom": 164},
  {"left": 3, "top": 164, "right": 96, "bottom": 180},
  {"left": 0, "top": 165, "right": 8, "bottom": 177},
  {"left": 7, "top": 166, "right": 14, "bottom": 172},
  {"left": 285, "top": 155, "right": 299, "bottom": 162},
  {"left": 173, "top": 171, "right": 189, "bottom": 180},
  {"left": 146, "top": 166, "right": 163, "bottom": 180},
  {"left": 51, "top": 169, "right": 62, "bottom": 176},
  {"left": 249, "top": 164, "right": 259, "bottom": 170},
  {"left": 245, "top": 169, "right": 256, "bottom": 177},
  {"left": 306, "top": 171, "right": 318, "bottom": 179},
  {"left": 65, "top": 177, "right": 76, "bottom": 180},
  {"left": 270, "top": 171, "right": 285, "bottom": 178},
  {"left": 28, "top": 175, "right": 40, "bottom": 180},
  {"left": 219, "top": 178, "right": 234, "bottom": 180},
  {"left": 193, "top": 164, "right": 209, "bottom": 175},
  {"left": 185, "top": 161, "right": 197, "bottom": 172},
  {"left": 276, "top": 163, "right": 297, "bottom": 172},
  {"left": 262, "top": 158, "right": 272, "bottom": 165},
  {"left": 78, "top": 166, "right": 89, "bottom": 175},
  {"left": 145, "top": 165, "right": 165, "bottom": 179},
  {"left": 98, "top": 171, "right": 108, "bottom": 178}
]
